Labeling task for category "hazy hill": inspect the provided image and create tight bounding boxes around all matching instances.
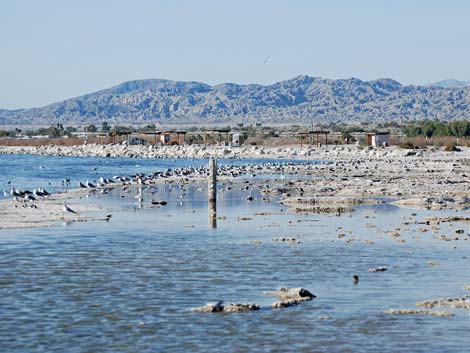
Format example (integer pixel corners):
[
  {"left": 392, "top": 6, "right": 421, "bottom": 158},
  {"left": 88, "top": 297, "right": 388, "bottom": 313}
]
[
  {"left": 426, "top": 79, "right": 470, "bottom": 88},
  {"left": 1, "top": 75, "right": 470, "bottom": 125}
]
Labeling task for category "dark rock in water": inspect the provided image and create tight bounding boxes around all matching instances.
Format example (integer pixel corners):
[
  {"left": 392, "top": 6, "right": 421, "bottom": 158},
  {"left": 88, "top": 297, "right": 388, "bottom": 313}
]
[
  {"left": 151, "top": 200, "right": 168, "bottom": 205},
  {"left": 264, "top": 287, "right": 316, "bottom": 301},
  {"left": 191, "top": 301, "right": 259, "bottom": 313},
  {"left": 271, "top": 298, "right": 308, "bottom": 309},
  {"left": 223, "top": 303, "right": 260, "bottom": 312}
]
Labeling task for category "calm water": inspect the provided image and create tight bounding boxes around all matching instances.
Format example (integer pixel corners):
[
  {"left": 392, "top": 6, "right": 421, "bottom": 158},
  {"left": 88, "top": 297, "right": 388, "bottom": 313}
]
[
  {"left": 0, "top": 154, "right": 315, "bottom": 199},
  {"left": 1, "top": 155, "right": 470, "bottom": 353}
]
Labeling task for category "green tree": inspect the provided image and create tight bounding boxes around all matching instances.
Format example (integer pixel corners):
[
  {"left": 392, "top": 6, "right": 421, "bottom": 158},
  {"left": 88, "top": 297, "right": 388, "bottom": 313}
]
[
  {"left": 47, "top": 126, "right": 62, "bottom": 137},
  {"left": 86, "top": 124, "right": 97, "bottom": 133},
  {"left": 101, "top": 121, "right": 111, "bottom": 132}
]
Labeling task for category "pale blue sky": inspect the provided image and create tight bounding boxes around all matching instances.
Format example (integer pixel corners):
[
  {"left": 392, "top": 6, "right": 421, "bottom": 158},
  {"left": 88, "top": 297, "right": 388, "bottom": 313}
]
[{"left": 1, "top": 0, "right": 469, "bottom": 109}]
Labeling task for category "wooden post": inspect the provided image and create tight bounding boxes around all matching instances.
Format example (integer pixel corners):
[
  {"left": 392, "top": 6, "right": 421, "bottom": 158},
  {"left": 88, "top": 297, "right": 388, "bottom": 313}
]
[
  {"left": 208, "top": 158, "right": 217, "bottom": 228},
  {"left": 208, "top": 158, "right": 217, "bottom": 203}
]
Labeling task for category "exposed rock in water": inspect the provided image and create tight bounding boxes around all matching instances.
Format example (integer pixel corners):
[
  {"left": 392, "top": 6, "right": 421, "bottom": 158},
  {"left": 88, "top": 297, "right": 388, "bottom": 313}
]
[
  {"left": 393, "top": 197, "right": 470, "bottom": 209},
  {"left": 263, "top": 287, "right": 316, "bottom": 301},
  {"left": 289, "top": 206, "right": 353, "bottom": 214},
  {"left": 282, "top": 196, "right": 381, "bottom": 206},
  {"left": 387, "top": 231, "right": 401, "bottom": 238},
  {"left": 384, "top": 309, "right": 454, "bottom": 317},
  {"left": 416, "top": 296, "right": 470, "bottom": 309},
  {"left": 151, "top": 200, "right": 168, "bottom": 205},
  {"left": 426, "top": 216, "right": 470, "bottom": 223},
  {"left": 223, "top": 303, "right": 260, "bottom": 313},
  {"left": 271, "top": 298, "right": 310, "bottom": 309},
  {"left": 191, "top": 301, "right": 259, "bottom": 313}
]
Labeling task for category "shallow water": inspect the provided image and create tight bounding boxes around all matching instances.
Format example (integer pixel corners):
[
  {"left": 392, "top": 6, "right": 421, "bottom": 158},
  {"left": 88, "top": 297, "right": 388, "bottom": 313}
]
[
  {"left": 1, "top": 155, "right": 470, "bottom": 353},
  {"left": 0, "top": 154, "right": 315, "bottom": 199}
]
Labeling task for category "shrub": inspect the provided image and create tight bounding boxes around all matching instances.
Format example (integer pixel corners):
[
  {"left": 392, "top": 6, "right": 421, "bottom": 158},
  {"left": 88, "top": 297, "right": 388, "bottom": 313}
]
[
  {"left": 399, "top": 141, "right": 415, "bottom": 149},
  {"left": 444, "top": 142, "right": 461, "bottom": 152}
]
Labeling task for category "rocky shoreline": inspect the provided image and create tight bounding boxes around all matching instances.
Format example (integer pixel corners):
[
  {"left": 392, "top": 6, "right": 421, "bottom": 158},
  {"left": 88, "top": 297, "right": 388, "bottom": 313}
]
[{"left": 3, "top": 144, "right": 470, "bottom": 229}]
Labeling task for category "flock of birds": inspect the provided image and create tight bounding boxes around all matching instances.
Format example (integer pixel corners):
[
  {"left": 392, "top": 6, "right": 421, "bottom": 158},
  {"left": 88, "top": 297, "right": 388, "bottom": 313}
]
[{"left": 2, "top": 161, "right": 316, "bottom": 213}]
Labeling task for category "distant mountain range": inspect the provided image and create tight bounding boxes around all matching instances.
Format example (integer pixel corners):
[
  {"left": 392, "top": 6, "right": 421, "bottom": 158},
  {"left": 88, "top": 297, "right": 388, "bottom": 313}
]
[
  {"left": 426, "top": 79, "right": 470, "bottom": 88},
  {"left": 1, "top": 75, "right": 470, "bottom": 125}
]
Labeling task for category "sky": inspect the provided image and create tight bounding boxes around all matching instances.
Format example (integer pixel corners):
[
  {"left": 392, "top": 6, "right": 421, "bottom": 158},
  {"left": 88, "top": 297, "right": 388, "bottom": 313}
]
[{"left": 1, "top": 0, "right": 470, "bottom": 109}]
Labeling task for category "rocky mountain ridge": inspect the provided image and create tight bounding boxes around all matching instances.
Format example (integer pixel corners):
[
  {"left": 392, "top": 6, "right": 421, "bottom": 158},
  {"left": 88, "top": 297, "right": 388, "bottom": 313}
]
[{"left": 1, "top": 75, "right": 470, "bottom": 125}]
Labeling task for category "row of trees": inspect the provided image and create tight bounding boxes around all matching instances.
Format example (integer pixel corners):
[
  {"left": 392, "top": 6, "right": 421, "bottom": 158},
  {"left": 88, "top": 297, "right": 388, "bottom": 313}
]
[
  {"left": 3, "top": 120, "right": 470, "bottom": 140},
  {"left": 404, "top": 120, "right": 470, "bottom": 138}
]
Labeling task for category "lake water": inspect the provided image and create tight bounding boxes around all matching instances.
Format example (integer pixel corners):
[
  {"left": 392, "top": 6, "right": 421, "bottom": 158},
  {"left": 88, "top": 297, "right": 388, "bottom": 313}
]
[{"left": 1, "top": 154, "right": 469, "bottom": 353}]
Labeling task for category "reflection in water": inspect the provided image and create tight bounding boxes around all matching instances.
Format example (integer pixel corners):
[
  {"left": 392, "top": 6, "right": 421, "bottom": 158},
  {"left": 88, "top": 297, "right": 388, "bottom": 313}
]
[{"left": 208, "top": 201, "right": 217, "bottom": 229}]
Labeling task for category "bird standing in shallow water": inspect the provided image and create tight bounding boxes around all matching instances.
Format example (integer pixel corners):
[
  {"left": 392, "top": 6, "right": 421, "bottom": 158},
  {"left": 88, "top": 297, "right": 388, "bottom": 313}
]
[{"left": 63, "top": 203, "right": 77, "bottom": 214}]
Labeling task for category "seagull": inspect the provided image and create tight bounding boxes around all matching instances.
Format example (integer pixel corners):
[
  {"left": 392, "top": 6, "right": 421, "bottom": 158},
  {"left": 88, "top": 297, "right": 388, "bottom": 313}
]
[
  {"left": 86, "top": 180, "right": 96, "bottom": 188},
  {"left": 63, "top": 203, "right": 77, "bottom": 214},
  {"left": 33, "top": 189, "right": 43, "bottom": 198},
  {"left": 11, "top": 188, "right": 21, "bottom": 197},
  {"left": 79, "top": 181, "right": 87, "bottom": 188},
  {"left": 40, "top": 187, "right": 51, "bottom": 196},
  {"left": 25, "top": 194, "right": 36, "bottom": 202}
]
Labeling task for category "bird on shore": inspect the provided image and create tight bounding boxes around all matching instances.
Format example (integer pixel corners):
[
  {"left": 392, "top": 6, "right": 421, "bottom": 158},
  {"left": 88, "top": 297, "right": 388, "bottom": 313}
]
[
  {"left": 39, "top": 187, "right": 51, "bottom": 196},
  {"left": 63, "top": 203, "right": 77, "bottom": 214},
  {"left": 98, "top": 176, "right": 107, "bottom": 187},
  {"left": 10, "top": 188, "right": 21, "bottom": 197},
  {"left": 86, "top": 180, "right": 96, "bottom": 188},
  {"left": 79, "top": 181, "right": 87, "bottom": 188},
  {"left": 33, "top": 189, "right": 43, "bottom": 198},
  {"left": 25, "top": 194, "right": 36, "bottom": 202}
]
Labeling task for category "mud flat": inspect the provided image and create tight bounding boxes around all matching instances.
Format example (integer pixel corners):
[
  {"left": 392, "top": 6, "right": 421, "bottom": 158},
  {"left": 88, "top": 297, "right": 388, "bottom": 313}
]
[{"left": 0, "top": 189, "right": 105, "bottom": 229}]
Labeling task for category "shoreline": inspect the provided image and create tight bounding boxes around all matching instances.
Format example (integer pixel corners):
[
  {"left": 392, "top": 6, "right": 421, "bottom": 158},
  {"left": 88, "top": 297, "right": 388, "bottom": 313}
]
[{"left": 2, "top": 144, "right": 470, "bottom": 230}]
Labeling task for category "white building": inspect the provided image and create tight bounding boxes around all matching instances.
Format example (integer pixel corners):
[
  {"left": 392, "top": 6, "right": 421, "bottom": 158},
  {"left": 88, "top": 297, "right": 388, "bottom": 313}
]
[{"left": 368, "top": 132, "right": 390, "bottom": 147}]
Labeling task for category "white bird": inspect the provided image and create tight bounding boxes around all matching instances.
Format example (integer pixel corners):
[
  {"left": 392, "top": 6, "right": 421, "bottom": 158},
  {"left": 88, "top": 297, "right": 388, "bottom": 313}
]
[
  {"left": 39, "top": 187, "right": 51, "bottom": 196},
  {"left": 63, "top": 203, "right": 77, "bottom": 214}
]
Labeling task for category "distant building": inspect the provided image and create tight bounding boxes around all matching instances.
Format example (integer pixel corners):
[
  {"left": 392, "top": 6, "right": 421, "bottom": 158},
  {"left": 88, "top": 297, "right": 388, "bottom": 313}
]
[
  {"left": 367, "top": 132, "right": 390, "bottom": 147},
  {"left": 232, "top": 133, "right": 244, "bottom": 146}
]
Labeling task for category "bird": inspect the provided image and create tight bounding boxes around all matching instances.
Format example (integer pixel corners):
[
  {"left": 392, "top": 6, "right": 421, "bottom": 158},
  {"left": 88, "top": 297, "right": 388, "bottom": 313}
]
[
  {"left": 63, "top": 203, "right": 77, "bottom": 214},
  {"left": 40, "top": 187, "right": 51, "bottom": 196},
  {"left": 33, "top": 189, "right": 43, "bottom": 198},
  {"left": 86, "top": 180, "right": 96, "bottom": 188},
  {"left": 353, "top": 275, "right": 359, "bottom": 284},
  {"left": 25, "top": 194, "right": 36, "bottom": 202}
]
